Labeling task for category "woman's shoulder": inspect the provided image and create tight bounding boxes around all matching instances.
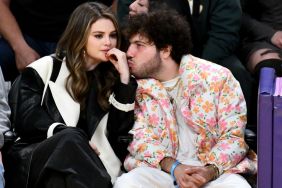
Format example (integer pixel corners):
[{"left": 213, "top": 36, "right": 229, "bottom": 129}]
[
  {"left": 26, "top": 55, "right": 54, "bottom": 84},
  {"left": 27, "top": 56, "right": 53, "bottom": 72}
]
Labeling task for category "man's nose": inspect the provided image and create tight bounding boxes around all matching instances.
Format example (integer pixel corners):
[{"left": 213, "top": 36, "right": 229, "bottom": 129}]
[
  {"left": 126, "top": 45, "right": 134, "bottom": 57},
  {"left": 129, "top": 2, "right": 136, "bottom": 13}
]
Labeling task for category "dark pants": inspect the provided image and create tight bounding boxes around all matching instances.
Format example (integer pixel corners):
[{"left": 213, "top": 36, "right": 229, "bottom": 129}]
[
  {"left": 0, "top": 35, "right": 57, "bottom": 81},
  {"left": 3, "top": 128, "right": 111, "bottom": 188}
]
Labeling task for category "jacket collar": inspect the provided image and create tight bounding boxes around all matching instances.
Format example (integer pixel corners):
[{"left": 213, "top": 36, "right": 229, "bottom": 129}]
[{"left": 29, "top": 56, "right": 80, "bottom": 127}]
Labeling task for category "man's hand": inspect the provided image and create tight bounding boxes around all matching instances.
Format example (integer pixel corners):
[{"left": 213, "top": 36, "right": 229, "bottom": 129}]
[
  {"left": 160, "top": 157, "right": 218, "bottom": 188},
  {"left": 271, "top": 31, "right": 282, "bottom": 49},
  {"left": 174, "top": 164, "right": 206, "bottom": 188},
  {"left": 14, "top": 43, "right": 40, "bottom": 71},
  {"left": 173, "top": 164, "right": 217, "bottom": 188}
]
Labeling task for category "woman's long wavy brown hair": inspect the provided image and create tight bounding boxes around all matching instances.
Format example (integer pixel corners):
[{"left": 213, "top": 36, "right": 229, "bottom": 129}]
[{"left": 55, "top": 2, "right": 121, "bottom": 110}]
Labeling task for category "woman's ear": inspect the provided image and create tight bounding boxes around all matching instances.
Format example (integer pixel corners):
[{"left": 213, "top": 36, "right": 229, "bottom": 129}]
[{"left": 160, "top": 45, "right": 172, "bottom": 59}]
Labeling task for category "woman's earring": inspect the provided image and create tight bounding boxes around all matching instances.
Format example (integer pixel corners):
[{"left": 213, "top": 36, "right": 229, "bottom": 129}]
[{"left": 83, "top": 50, "right": 86, "bottom": 58}]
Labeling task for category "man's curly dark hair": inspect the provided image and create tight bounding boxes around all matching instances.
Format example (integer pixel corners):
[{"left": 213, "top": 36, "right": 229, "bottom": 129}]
[{"left": 124, "top": 9, "right": 193, "bottom": 64}]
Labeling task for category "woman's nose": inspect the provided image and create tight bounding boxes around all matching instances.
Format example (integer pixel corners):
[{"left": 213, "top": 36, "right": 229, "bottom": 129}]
[{"left": 104, "top": 36, "right": 111, "bottom": 46}]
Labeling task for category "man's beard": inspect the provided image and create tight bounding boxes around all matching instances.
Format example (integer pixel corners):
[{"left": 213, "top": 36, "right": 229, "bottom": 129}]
[{"left": 131, "top": 53, "right": 162, "bottom": 79}]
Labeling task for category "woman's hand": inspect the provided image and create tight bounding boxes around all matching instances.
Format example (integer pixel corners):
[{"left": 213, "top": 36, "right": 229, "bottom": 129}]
[
  {"left": 89, "top": 141, "right": 100, "bottom": 155},
  {"left": 106, "top": 48, "right": 130, "bottom": 84}
]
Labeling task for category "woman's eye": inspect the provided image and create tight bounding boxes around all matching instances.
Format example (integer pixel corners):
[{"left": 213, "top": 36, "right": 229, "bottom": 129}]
[
  {"left": 110, "top": 33, "right": 117, "bottom": 39},
  {"left": 94, "top": 34, "right": 103, "bottom": 39}
]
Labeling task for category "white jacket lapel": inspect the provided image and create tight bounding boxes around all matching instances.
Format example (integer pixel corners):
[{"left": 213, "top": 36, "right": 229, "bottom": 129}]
[
  {"left": 48, "top": 62, "right": 80, "bottom": 127},
  {"left": 29, "top": 56, "right": 80, "bottom": 127}
]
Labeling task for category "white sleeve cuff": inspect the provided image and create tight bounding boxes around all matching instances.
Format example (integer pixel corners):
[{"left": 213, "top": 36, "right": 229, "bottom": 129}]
[
  {"left": 47, "top": 123, "right": 64, "bottom": 138},
  {"left": 108, "top": 93, "right": 135, "bottom": 112}
]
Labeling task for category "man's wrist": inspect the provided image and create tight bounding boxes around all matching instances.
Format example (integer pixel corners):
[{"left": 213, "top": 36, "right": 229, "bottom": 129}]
[
  {"left": 205, "top": 164, "right": 219, "bottom": 181},
  {"left": 170, "top": 161, "right": 181, "bottom": 178},
  {"left": 160, "top": 157, "right": 181, "bottom": 187},
  {"left": 160, "top": 157, "right": 176, "bottom": 173}
]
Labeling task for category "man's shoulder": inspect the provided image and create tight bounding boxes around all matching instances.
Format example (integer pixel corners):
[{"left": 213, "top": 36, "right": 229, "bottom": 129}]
[
  {"left": 180, "top": 55, "right": 234, "bottom": 84},
  {"left": 181, "top": 55, "right": 231, "bottom": 74}
]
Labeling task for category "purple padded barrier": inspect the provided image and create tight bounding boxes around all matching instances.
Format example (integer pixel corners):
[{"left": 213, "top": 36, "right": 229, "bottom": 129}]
[
  {"left": 272, "top": 77, "right": 282, "bottom": 188},
  {"left": 257, "top": 67, "right": 275, "bottom": 188}
]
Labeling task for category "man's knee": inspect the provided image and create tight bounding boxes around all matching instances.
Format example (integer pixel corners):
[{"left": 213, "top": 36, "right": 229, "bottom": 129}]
[
  {"left": 114, "top": 167, "right": 173, "bottom": 188},
  {"left": 208, "top": 173, "right": 251, "bottom": 188},
  {"left": 114, "top": 171, "right": 141, "bottom": 188}
]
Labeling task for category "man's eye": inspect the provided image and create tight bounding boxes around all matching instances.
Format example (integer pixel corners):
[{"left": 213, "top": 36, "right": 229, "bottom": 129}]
[{"left": 136, "top": 43, "right": 145, "bottom": 49}]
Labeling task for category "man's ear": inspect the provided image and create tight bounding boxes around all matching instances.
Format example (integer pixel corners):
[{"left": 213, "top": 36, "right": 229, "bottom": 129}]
[{"left": 160, "top": 45, "right": 172, "bottom": 59}]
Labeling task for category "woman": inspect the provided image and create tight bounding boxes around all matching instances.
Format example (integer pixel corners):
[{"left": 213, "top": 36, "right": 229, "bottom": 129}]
[{"left": 3, "top": 2, "right": 137, "bottom": 188}]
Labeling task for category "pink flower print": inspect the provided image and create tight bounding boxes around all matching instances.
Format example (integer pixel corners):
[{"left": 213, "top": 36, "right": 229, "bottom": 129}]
[
  {"left": 160, "top": 99, "right": 170, "bottom": 108},
  {"left": 211, "top": 75, "right": 219, "bottom": 82},
  {"left": 233, "top": 153, "right": 243, "bottom": 164},
  {"left": 206, "top": 117, "right": 217, "bottom": 128},
  {"left": 219, "top": 153, "right": 229, "bottom": 163},
  {"left": 200, "top": 64, "right": 211, "bottom": 71},
  {"left": 193, "top": 74, "right": 200, "bottom": 82},
  {"left": 140, "top": 104, "right": 148, "bottom": 112},
  {"left": 149, "top": 114, "right": 159, "bottom": 125},
  {"left": 218, "top": 119, "right": 228, "bottom": 130},
  {"left": 219, "top": 142, "right": 231, "bottom": 150},
  {"left": 198, "top": 113, "right": 205, "bottom": 119},
  {"left": 225, "top": 104, "right": 234, "bottom": 113},
  {"left": 135, "top": 131, "right": 145, "bottom": 139}
]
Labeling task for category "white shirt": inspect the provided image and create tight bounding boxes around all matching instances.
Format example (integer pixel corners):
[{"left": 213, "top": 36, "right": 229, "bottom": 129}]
[{"left": 163, "top": 77, "right": 202, "bottom": 166}]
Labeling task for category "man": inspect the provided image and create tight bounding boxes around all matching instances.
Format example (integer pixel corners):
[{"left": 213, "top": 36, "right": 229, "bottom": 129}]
[
  {"left": 114, "top": 9, "right": 257, "bottom": 188},
  {"left": 0, "top": 0, "right": 114, "bottom": 81},
  {"left": 128, "top": 0, "right": 256, "bottom": 130},
  {"left": 0, "top": 67, "right": 12, "bottom": 188}
]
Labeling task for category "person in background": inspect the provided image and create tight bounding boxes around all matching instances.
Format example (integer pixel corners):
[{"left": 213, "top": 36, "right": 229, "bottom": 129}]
[
  {"left": 127, "top": 0, "right": 256, "bottom": 127},
  {"left": 114, "top": 9, "right": 257, "bottom": 188},
  {"left": 0, "top": 0, "right": 114, "bottom": 81},
  {"left": 3, "top": 2, "right": 137, "bottom": 188},
  {"left": 116, "top": 0, "right": 134, "bottom": 23},
  {"left": 0, "top": 67, "right": 12, "bottom": 188},
  {"left": 240, "top": 0, "right": 282, "bottom": 76}
]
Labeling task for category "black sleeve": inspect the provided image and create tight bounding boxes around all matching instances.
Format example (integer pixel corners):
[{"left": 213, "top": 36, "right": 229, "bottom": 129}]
[
  {"left": 241, "top": 0, "right": 276, "bottom": 42},
  {"left": 107, "top": 76, "right": 137, "bottom": 162},
  {"left": 201, "top": 0, "right": 242, "bottom": 63},
  {"left": 15, "top": 68, "right": 61, "bottom": 142}
]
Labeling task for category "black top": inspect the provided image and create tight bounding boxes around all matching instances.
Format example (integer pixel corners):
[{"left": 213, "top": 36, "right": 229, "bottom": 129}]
[
  {"left": 241, "top": 0, "right": 282, "bottom": 42},
  {"left": 10, "top": 0, "right": 113, "bottom": 42}
]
